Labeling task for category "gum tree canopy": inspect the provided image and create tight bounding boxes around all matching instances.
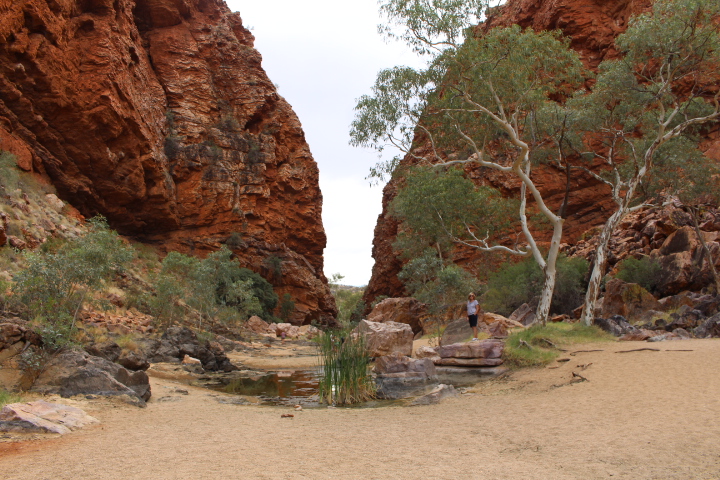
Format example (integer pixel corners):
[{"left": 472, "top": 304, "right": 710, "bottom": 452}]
[
  {"left": 351, "top": 0, "right": 720, "bottom": 326},
  {"left": 351, "top": 0, "right": 586, "bottom": 325}
]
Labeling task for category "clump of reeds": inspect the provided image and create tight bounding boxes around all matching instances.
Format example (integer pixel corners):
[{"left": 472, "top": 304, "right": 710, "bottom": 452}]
[{"left": 317, "top": 330, "right": 375, "bottom": 405}]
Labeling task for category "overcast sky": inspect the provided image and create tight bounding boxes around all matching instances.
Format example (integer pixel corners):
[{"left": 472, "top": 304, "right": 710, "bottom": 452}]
[{"left": 225, "top": 0, "right": 422, "bottom": 286}]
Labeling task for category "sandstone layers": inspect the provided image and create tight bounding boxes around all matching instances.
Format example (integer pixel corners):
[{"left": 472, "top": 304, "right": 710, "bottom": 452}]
[
  {"left": 365, "top": 0, "right": 720, "bottom": 305},
  {"left": 0, "top": 0, "right": 336, "bottom": 324}
]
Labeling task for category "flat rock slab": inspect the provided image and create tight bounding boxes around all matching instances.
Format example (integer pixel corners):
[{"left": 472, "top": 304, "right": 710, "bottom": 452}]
[
  {"left": 434, "top": 357, "right": 504, "bottom": 367},
  {"left": 435, "top": 366, "right": 509, "bottom": 386},
  {"left": 437, "top": 339, "right": 504, "bottom": 359},
  {"left": 0, "top": 401, "right": 98, "bottom": 435}
]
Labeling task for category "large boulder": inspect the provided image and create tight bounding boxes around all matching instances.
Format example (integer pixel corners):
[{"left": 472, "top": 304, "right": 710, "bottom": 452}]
[
  {"left": 435, "top": 339, "right": 505, "bottom": 367},
  {"left": 509, "top": 303, "right": 536, "bottom": 326},
  {"left": 374, "top": 354, "right": 436, "bottom": 376},
  {"left": 140, "top": 327, "right": 236, "bottom": 372},
  {"left": 366, "top": 297, "right": 427, "bottom": 335},
  {"left": 356, "top": 320, "right": 413, "bottom": 358},
  {"left": 374, "top": 354, "right": 439, "bottom": 400},
  {"left": 0, "top": 401, "right": 98, "bottom": 435},
  {"left": 245, "top": 316, "right": 272, "bottom": 335},
  {"left": 84, "top": 341, "right": 122, "bottom": 363},
  {"left": 32, "top": 351, "right": 151, "bottom": 404},
  {"left": 601, "top": 279, "right": 661, "bottom": 322},
  {"left": 439, "top": 318, "right": 474, "bottom": 346},
  {"left": 651, "top": 226, "right": 720, "bottom": 296}
]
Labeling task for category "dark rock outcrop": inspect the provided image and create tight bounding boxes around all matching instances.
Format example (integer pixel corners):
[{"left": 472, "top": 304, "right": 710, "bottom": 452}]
[{"left": 32, "top": 351, "right": 151, "bottom": 404}]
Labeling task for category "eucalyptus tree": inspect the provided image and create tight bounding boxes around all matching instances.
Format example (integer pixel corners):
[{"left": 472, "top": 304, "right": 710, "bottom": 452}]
[
  {"left": 351, "top": 0, "right": 586, "bottom": 324},
  {"left": 574, "top": 0, "right": 720, "bottom": 325}
]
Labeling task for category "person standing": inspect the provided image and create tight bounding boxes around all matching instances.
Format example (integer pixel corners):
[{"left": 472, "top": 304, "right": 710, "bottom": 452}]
[{"left": 467, "top": 293, "right": 481, "bottom": 340}]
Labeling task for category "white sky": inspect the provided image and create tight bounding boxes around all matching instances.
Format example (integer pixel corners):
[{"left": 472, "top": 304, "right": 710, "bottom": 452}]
[{"left": 226, "top": 0, "right": 423, "bottom": 286}]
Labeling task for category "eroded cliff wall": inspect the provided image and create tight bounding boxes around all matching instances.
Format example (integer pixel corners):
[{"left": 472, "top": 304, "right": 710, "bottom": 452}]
[
  {"left": 364, "top": 0, "right": 720, "bottom": 305},
  {"left": 0, "top": 0, "right": 336, "bottom": 324}
]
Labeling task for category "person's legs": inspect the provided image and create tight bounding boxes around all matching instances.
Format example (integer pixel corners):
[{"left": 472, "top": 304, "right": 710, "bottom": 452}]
[{"left": 468, "top": 314, "right": 479, "bottom": 339}]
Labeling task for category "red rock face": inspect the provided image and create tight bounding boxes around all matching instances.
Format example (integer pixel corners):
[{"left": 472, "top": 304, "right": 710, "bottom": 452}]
[
  {"left": 0, "top": 0, "right": 336, "bottom": 324},
  {"left": 364, "top": 0, "right": 719, "bottom": 306}
]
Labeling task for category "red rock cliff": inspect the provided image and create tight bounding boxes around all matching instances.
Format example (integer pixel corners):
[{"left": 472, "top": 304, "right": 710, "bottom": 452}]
[
  {"left": 363, "top": 0, "right": 719, "bottom": 306},
  {"left": 0, "top": 0, "right": 336, "bottom": 324}
]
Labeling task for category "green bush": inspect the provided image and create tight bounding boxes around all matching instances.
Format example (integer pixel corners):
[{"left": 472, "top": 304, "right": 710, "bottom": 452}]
[
  {"left": 0, "top": 151, "right": 20, "bottom": 192},
  {"left": 615, "top": 256, "right": 662, "bottom": 293},
  {"left": 147, "top": 247, "right": 274, "bottom": 329},
  {"left": 12, "top": 217, "right": 133, "bottom": 348},
  {"left": 279, "top": 293, "right": 295, "bottom": 322},
  {"left": 484, "top": 255, "right": 589, "bottom": 316}
]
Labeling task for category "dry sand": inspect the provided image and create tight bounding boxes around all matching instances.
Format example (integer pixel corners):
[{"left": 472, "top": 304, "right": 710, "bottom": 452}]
[{"left": 1, "top": 339, "right": 719, "bottom": 479}]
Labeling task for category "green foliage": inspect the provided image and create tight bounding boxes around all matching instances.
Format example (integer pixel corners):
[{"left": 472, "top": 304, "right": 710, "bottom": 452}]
[
  {"left": 390, "top": 166, "right": 515, "bottom": 258},
  {"left": 615, "top": 256, "right": 662, "bottom": 294},
  {"left": 484, "top": 256, "right": 588, "bottom": 316},
  {"left": 504, "top": 323, "right": 613, "bottom": 367},
  {"left": 329, "top": 273, "right": 365, "bottom": 326},
  {"left": 0, "top": 151, "right": 20, "bottom": 192},
  {"left": 279, "top": 293, "right": 295, "bottom": 322},
  {"left": 566, "top": 0, "right": 720, "bottom": 201},
  {"left": 264, "top": 255, "right": 283, "bottom": 281},
  {"left": 12, "top": 217, "right": 133, "bottom": 348},
  {"left": 317, "top": 329, "right": 375, "bottom": 405},
  {"left": 147, "top": 247, "right": 272, "bottom": 329}
]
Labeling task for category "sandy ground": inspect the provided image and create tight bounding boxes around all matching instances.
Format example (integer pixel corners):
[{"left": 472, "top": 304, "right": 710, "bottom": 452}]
[{"left": 1, "top": 339, "right": 719, "bottom": 479}]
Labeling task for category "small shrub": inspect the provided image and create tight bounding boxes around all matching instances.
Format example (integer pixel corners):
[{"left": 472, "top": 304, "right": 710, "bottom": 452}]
[
  {"left": 0, "top": 389, "right": 24, "bottom": 408},
  {"left": 115, "top": 334, "right": 140, "bottom": 353},
  {"left": 615, "top": 256, "right": 662, "bottom": 293},
  {"left": 0, "top": 151, "right": 20, "bottom": 192},
  {"left": 264, "top": 255, "right": 283, "bottom": 281},
  {"left": 225, "top": 232, "right": 245, "bottom": 249},
  {"left": 164, "top": 135, "right": 182, "bottom": 159},
  {"left": 279, "top": 293, "right": 294, "bottom": 322}
]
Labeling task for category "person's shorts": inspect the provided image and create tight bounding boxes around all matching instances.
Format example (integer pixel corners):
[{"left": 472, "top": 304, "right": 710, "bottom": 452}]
[{"left": 468, "top": 314, "right": 478, "bottom": 328}]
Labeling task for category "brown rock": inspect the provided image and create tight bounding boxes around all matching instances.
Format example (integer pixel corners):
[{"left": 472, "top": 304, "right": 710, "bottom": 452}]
[
  {"left": 509, "top": 304, "right": 536, "bottom": 326},
  {"left": 414, "top": 345, "right": 440, "bottom": 361},
  {"left": 274, "top": 323, "right": 300, "bottom": 339},
  {"left": 437, "top": 339, "right": 504, "bottom": 360},
  {"left": 434, "top": 358, "right": 505, "bottom": 367},
  {"left": 601, "top": 279, "right": 661, "bottom": 322},
  {"left": 366, "top": 297, "right": 427, "bottom": 335},
  {"left": 7, "top": 236, "right": 26, "bottom": 250},
  {"left": 355, "top": 320, "right": 413, "bottom": 358},
  {"left": 246, "top": 316, "right": 271, "bottom": 335},
  {"left": 0, "top": 401, "right": 99, "bottom": 435},
  {"left": 374, "top": 354, "right": 436, "bottom": 376},
  {"left": 0, "top": 0, "right": 336, "bottom": 325}
]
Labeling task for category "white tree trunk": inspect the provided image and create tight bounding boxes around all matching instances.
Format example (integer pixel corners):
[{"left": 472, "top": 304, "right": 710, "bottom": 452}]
[
  {"left": 533, "top": 216, "right": 564, "bottom": 325},
  {"left": 580, "top": 209, "right": 625, "bottom": 326}
]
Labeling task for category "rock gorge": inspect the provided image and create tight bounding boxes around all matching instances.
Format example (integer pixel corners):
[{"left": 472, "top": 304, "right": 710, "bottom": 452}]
[
  {"left": 0, "top": 0, "right": 336, "bottom": 324},
  {"left": 364, "top": 0, "right": 720, "bottom": 306}
]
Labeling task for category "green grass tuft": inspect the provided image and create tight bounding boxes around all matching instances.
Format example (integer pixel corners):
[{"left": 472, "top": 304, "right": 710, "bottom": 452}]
[
  {"left": 317, "top": 329, "right": 375, "bottom": 405},
  {"left": 504, "top": 323, "right": 614, "bottom": 368},
  {"left": 0, "top": 389, "right": 24, "bottom": 408}
]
